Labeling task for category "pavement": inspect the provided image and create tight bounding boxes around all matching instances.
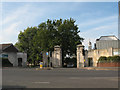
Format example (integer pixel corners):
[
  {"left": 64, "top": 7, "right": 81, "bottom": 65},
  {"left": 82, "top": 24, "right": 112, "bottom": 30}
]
[
  {"left": 79, "top": 67, "right": 120, "bottom": 71},
  {"left": 2, "top": 67, "right": 119, "bottom": 89},
  {"left": 34, "top": 67, "right": 120, "bottom": 71}
]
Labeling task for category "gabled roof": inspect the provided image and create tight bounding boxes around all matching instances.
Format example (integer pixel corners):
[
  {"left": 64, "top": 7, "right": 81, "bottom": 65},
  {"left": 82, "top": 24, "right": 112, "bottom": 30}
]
[
  {"left": 0, "top": 43, "right": 12, "bottom": 50},
  {"left": 97, "top": 35, "right": 119, "bottom": 41},
  {"left": 0, "top": 43, "right": 18, "bottom": 52}
]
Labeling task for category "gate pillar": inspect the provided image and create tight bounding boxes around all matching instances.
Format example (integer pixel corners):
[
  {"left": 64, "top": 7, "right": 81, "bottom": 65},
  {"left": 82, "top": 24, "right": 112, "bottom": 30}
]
[{"left": 77, "top": 44, "right": 85, "bottom": 68}]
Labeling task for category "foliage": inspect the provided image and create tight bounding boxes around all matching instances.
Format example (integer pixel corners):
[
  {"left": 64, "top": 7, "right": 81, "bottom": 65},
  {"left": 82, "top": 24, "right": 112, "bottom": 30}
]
[
  {"left": 98, "top": 56, "right": 107, "bottom": 63},
  {"left": 15, "top": 27, "right": 42, "bottom": 65},
  {"left": 98, "top": 56, "right": 120, "bottom": 63},
  {"left": 15, "top": 18, "right": 83, "bottom": 66}
]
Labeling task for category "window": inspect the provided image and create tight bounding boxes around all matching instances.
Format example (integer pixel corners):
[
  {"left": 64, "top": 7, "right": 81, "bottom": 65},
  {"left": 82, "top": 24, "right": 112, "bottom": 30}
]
[{"left": 2, "top": 54, "right": 8, "bottom": 59}]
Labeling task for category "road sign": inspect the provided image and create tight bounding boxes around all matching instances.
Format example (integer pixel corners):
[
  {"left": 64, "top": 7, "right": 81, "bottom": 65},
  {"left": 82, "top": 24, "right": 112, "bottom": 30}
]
[{"left": 46, "top": 52, "right": 48, "bottom": 55}]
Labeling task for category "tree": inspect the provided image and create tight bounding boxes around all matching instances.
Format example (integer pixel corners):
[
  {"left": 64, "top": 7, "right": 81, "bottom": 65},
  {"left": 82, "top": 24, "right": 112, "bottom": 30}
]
[
  {"left": 53, "top": 18, "right": 83, "bottom": 65},
  {"left": 16, "top": 18, "right": 83, "bottom": 66},
  {"left": 37, "top": 18, "right": 83, "bottom": 66},
  {"left": 15, "top": 27, "right": 42, "bottom": 65}
]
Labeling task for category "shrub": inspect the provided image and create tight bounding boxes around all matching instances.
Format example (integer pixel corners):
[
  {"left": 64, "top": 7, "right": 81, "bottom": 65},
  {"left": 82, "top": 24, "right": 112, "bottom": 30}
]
[
  {"left": 111, "top": 56, "right": 120, "bottom": 62},
  {"left": 98, "top": 56, "right": 107, "bottom": 63},
  {"left": 107, "top": 56, "right": 113, "bottom": 62},
  {"left": 98, "top": 56, "right": 120, "bottom": 63}
]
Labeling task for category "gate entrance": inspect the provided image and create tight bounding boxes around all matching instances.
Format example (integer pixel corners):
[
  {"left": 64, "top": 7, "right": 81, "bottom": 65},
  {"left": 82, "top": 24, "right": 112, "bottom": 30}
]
[
  {"left": 18, "top": 58, "right": 22, "bottom": 67},
  {"left": 88, "top": 58, "right": 93, "bottom": 67}
]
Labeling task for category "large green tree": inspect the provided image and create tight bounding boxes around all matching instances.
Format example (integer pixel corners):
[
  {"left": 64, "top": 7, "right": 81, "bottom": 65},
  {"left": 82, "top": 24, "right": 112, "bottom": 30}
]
[
  {"left": 15, "top": 18, "right": 83, "bottom": 66},
  {"left": 37, "top": 18, "right": 83, "bottom": 65},
  {"left": 15, "top": 27, "right": 42, "bottom": 65},
  {"left": 53, "top": 18, "right": 83, "bottom": 65}
]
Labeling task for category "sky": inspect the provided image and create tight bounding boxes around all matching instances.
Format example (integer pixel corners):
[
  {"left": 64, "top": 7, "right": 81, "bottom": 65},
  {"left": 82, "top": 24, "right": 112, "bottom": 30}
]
[{"left": 0, "top": 2, "right": 118, "bottom": 49}]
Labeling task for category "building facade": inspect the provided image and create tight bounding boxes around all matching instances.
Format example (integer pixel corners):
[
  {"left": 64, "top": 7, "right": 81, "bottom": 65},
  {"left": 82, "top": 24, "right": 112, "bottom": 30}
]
[
  {"left": 77, "top": 35, "right": 120, "bottom": 68},
  {"left": 0, "top": 43, "right": 27, "bottom": 67}
]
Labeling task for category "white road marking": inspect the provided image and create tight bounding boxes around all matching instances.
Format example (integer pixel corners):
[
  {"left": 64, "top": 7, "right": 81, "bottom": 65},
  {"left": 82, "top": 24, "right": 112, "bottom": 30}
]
[
  {"left": 32, "top": 82, "right": 50, "bottom": 84},
  {"left": 69, "top": 77, "right": 118, "bottom": 81}
]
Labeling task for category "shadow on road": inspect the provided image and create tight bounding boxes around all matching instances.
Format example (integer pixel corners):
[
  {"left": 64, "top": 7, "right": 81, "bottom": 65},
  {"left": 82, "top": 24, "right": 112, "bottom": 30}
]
[{"left": 2, "top": 85, "right": 26, "bottom": 90}]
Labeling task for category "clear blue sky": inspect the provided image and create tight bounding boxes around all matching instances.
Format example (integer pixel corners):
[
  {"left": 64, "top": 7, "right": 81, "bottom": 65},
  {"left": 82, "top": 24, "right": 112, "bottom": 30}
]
[{"left": 0, "top": 2, "right": 118, "bottom": 49}]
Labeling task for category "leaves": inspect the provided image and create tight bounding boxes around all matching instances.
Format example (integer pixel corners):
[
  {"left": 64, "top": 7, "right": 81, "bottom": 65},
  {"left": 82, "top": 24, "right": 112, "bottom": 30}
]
[{"left": 15, "top": 18, "right": 84, "bottom": 66}]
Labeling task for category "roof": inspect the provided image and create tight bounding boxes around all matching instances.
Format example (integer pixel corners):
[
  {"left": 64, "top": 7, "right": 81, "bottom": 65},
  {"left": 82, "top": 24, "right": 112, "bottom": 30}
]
[
  {"left": 0, "top": 43, "right": 12, "bottom": 50},
  {"left": 97, "top": 35, "right": 119, "bottom": 41},
  {"left": 0, "top": 43, "right": 18, "bottom": 52}
]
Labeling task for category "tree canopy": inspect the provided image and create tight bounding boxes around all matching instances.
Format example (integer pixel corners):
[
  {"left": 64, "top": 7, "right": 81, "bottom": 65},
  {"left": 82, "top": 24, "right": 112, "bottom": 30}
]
[{"left": 15, "top": 18, "right": 84, "bottom": 66}]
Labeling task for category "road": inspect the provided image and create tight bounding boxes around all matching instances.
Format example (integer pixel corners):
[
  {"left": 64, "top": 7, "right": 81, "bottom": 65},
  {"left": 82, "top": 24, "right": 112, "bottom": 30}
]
[{"left": 2, "top": 67, "right": 119, "bottom": 89}]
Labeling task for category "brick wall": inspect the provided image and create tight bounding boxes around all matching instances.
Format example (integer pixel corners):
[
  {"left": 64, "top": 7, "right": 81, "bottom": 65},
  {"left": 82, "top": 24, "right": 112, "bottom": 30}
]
[{"left": 97, "top": 62, "right": 120, "bottom": 67}]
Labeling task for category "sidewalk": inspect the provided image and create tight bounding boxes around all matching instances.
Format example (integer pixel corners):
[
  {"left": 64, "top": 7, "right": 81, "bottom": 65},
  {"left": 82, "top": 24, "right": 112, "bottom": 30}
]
[
  {"left": 79, "top": 67, "right": 120, "bottom": 71},
  {"left": 36, "top": 67, "right": 53, "bottom": 70}
]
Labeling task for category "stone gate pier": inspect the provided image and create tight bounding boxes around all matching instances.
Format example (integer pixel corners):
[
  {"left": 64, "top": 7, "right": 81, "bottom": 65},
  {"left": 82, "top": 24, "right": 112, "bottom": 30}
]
[
  {"left": 51, "top": 45, "right": 62, "bottom": 67},
  {"left": 77, "top": 44, "right": 85, "bottom": 68}
]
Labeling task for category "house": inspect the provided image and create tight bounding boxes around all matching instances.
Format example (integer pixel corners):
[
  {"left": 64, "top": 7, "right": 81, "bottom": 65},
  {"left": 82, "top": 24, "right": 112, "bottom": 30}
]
[
  {"left": 77, "top": 35, "right": 120, "bottom": 68},
  {"left": 0, "top": 43, "right": 27, "bottom": 67}
]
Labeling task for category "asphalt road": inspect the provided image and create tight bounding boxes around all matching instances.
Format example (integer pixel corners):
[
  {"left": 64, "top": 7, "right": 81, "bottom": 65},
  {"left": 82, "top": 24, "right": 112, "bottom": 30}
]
[{"left": 2, "top": 67, "right": 119, "bottom": 88}]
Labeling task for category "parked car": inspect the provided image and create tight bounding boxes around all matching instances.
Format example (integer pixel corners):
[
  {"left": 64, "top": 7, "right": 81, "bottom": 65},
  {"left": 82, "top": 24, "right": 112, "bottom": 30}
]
[{"left": 67, "top": 63, "right": 74, "bottom": 68}]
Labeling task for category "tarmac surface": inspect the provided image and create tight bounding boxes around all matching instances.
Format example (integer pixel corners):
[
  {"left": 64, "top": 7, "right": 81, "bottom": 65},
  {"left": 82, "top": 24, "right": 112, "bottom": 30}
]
[{"left": 2, "top": 67, "right": 119, "bottom": 89}]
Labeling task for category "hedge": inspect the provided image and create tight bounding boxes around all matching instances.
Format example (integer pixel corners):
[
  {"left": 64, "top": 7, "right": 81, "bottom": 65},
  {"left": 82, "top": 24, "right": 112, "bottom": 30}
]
[{"left": 98, "top": 56, "right": 120, "bottom": 63}]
